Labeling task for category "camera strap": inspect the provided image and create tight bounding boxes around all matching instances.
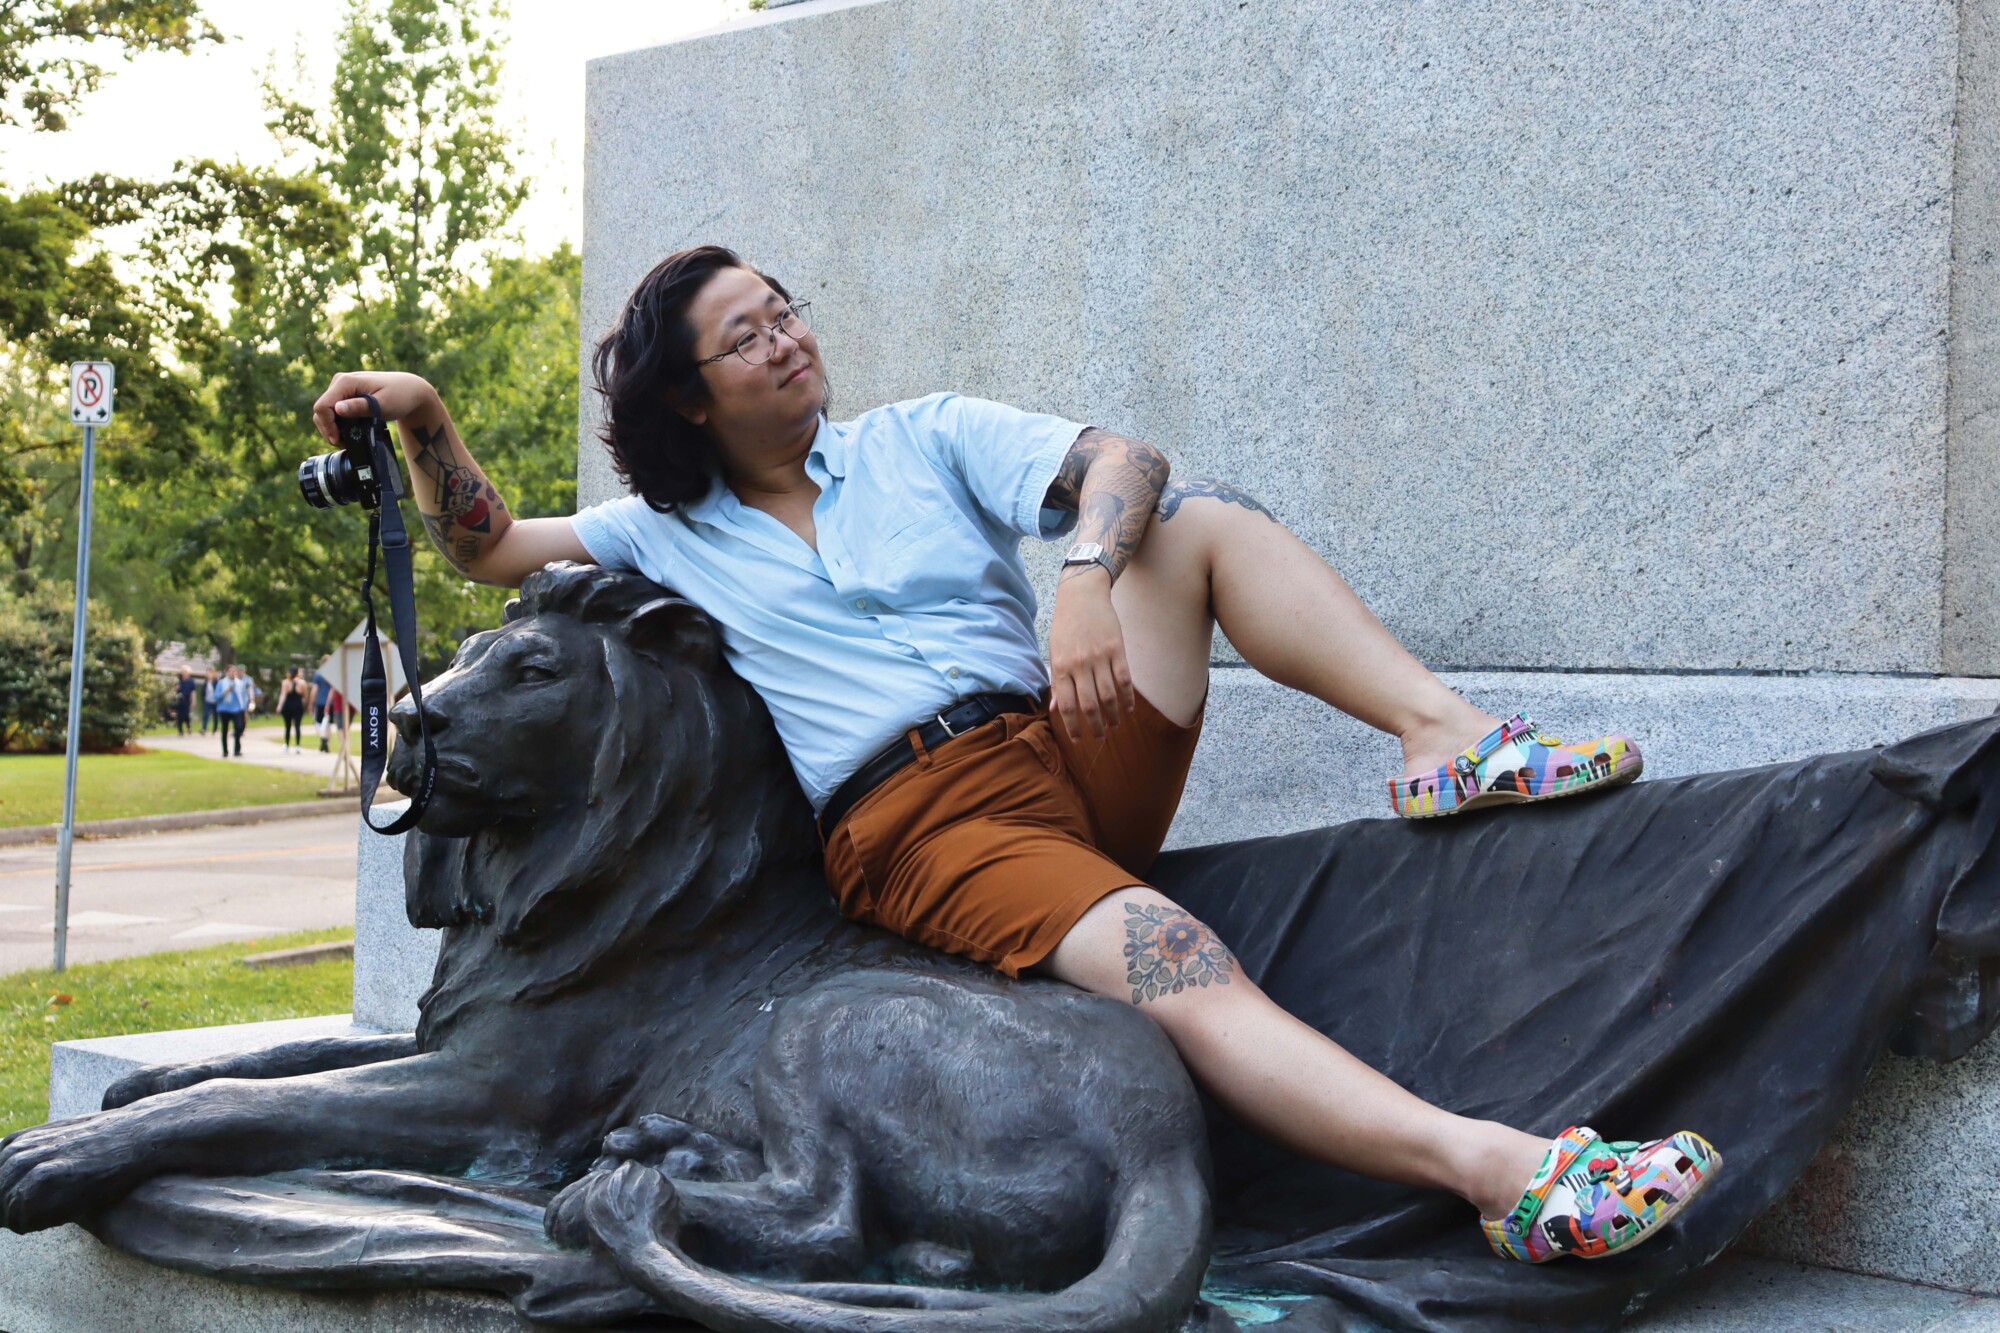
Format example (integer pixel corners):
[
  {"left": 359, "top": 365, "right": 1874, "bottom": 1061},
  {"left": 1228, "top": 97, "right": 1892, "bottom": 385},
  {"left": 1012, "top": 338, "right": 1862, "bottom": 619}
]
[{"left": 357, "top": 408, "right": 437, "bottom": 835}]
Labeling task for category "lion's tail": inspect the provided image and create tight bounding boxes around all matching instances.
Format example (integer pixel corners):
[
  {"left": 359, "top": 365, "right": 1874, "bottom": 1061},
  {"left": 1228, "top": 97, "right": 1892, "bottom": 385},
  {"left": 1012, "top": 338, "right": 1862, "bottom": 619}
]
[{"left": 600, "top": 1154, "right": 1212, "bottom": 1333}]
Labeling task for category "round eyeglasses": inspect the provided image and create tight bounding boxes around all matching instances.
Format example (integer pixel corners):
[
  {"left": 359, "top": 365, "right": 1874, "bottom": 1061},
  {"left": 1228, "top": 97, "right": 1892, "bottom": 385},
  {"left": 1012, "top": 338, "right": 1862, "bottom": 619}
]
[{"left": 694, "top": 301, "right": 813, "bottom": 368}]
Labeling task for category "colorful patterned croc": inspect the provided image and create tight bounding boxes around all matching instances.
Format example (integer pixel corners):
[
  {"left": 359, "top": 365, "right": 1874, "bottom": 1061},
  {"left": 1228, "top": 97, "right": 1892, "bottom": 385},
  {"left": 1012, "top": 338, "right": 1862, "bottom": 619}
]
[
  {"left": 1388, "top": 714, "right": 1641, "bottom": 818},
  {"left": 1481, "top": 1125, "right": 1722, "bottom": 1263}
]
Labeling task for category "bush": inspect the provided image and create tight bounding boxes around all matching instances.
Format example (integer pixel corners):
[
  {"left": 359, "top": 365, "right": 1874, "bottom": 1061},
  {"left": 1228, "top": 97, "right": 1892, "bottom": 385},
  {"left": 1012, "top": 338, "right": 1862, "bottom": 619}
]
[
  {"left": 0, "top": 586, "right": 152, "bottom": 751},
  {"left": 149, "top": 670, "right": 179, "bottom": 725}
]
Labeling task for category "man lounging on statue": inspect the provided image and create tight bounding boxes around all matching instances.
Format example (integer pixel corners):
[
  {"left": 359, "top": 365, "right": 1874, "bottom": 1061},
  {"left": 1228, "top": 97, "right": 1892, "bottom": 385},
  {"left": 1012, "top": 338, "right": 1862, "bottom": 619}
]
[
  {"left": 308, "top": 245, "right": 1714, "bottom": 1262},
  {"left": 3, "top": 245, "right": 1998, "bottom": 1332}
]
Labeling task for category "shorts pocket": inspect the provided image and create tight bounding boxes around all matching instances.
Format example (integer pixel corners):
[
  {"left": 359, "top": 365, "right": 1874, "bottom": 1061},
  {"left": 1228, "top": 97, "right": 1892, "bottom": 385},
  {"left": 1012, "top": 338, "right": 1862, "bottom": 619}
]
[
  {"left": 1012, "top": 717, "right": 1065, "bottom": 778},
  {"left": 822, "top": 820, "right": 878, "bottom": 921}
]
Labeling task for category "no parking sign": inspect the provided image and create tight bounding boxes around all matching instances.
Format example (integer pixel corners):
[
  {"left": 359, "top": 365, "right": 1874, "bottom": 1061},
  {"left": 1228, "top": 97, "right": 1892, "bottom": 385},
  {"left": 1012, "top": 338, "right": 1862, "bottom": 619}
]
[{"left": 68, "top": 361, "right": 114, "bottom": 424}]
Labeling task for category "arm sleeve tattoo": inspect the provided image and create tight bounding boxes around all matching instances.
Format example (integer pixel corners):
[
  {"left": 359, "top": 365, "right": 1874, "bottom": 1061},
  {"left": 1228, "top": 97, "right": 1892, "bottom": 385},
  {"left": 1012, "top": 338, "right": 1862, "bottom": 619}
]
[
  {"left": 1043, "top": 427, "right": 1170, "bottom": 583},
  {"left": 407, "top": 421, "right": 511, "bottom": 576}
]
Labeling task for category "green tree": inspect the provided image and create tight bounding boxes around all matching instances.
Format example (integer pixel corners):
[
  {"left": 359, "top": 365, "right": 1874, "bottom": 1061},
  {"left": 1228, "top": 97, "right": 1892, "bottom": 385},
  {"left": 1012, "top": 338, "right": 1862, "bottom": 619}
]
[
  {"left": 265, "top": 0, "right": 529, "bottom": 364},
  {"left": 0, "top": 0, "right": 219, "bottom": 133},
  {"left": 8, "top": 0, "right": 578, "bottom": 675},
  {"left": 430, "top": 245, "right": 579, "bottom": 524},
  {"left": 421, "top": 243, "right": 582, "bottom": 649},
  {"left": 72, "top": 0, "right": 563, "bottom": 671},
  {"left": 0, "top": 3, "right": 216, "bottom": 615},
  {"left": 0, "top": 199, "right": 214, "bottom": 630},
  {"left": 229, "top": 0, "right": 534, "bottom": 671}
]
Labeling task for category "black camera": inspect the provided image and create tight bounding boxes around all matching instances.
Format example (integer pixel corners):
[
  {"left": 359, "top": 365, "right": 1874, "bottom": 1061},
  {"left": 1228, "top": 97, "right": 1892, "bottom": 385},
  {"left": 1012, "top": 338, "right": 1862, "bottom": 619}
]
[{"left": 297, "top": 411, "right": 391, "bottom": 509}]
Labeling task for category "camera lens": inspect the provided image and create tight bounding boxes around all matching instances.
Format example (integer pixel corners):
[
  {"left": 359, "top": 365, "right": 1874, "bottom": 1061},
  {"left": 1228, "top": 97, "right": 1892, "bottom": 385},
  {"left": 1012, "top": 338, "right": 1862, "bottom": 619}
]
[{"left": 297, "top": 452, "right": 359, "bottom": 508}]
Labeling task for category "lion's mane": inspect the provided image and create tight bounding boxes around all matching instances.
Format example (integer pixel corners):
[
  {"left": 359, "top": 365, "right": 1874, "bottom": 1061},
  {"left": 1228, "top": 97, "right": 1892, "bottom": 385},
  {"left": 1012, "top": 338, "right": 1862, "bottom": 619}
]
[{"left": 403, "top": 563, "right": 820, "bottom": 1045}]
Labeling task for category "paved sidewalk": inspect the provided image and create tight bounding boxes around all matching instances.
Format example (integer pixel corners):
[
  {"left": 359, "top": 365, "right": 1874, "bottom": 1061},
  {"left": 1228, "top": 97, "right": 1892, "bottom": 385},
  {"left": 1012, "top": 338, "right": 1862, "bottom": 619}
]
[
  {"left": 146, "top": 724, "right": 365, "bottom": 787},
  {"left": 0, "top": 812, "right": 357, "bottom": 975}
]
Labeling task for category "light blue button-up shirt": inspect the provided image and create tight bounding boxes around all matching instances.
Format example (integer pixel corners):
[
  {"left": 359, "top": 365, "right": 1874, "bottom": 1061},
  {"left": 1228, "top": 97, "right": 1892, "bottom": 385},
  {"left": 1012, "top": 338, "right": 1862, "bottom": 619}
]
[
  {"left": 571, "top": 392, "right": 1087, "bottom": 811},
  {"left": 208, "top": 675, "right": 254, "bottom": 714}
]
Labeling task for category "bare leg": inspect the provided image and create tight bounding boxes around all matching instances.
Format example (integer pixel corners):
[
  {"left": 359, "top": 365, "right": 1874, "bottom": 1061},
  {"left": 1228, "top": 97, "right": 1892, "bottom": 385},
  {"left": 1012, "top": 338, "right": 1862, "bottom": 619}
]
[
  {"left": 1042, "top": 886, "right": 1547, "bottom": 1219},
  {"left": 1112, "top": 478, "right": 1498, "bottom": 775},
  {"left": 1087, "top": 479, "right": 1557, "bottom": 1212}
]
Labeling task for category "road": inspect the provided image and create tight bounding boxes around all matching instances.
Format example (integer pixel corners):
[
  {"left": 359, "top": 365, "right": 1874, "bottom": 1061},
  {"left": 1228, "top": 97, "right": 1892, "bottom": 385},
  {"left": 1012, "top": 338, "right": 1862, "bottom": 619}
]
[{"left": 0, "top": 812, "right": 358, "bottom": 975}]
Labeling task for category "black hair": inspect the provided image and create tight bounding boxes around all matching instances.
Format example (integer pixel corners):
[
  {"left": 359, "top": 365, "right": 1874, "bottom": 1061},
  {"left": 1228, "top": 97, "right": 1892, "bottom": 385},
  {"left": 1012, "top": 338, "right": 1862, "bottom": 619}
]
[{"left": 589, "top": 245, "right": 824, "bottom": 513}]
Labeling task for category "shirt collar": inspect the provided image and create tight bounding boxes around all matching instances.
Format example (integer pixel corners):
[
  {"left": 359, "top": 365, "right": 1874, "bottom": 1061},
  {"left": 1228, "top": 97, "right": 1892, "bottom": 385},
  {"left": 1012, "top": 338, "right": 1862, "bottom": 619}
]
[{"left": 807, "top": 413, "right": 846, "bottom": 479}]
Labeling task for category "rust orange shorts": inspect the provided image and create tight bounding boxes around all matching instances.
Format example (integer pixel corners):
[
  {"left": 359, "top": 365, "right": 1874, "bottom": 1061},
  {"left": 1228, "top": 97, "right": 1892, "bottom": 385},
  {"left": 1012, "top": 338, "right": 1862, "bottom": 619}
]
[{"left": 820, "top": 688, "right": 1205, "bottom": 977}]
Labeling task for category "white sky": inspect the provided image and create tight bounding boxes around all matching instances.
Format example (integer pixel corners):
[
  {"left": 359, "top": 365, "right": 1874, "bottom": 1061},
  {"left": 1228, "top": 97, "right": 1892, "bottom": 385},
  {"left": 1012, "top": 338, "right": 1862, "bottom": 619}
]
[{"left": 0, "top": 0, "right": 746, "bottom": 257}]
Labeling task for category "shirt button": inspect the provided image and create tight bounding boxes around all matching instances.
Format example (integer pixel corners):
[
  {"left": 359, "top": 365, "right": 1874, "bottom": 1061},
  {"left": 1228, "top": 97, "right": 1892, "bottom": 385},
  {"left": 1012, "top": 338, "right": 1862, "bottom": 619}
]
[
  {"left": 854, "top": 598, "right": 868, "bottom": 611},
  {"left": 948, "top": 667, "right": 961, "bottom": 679}
]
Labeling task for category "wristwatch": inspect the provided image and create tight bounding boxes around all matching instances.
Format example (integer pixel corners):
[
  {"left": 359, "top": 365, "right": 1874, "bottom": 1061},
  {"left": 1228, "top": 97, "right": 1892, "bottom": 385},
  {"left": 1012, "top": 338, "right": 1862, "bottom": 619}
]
[{"left": 1061, "top": 541, "right": 1114, "bottom": 581}]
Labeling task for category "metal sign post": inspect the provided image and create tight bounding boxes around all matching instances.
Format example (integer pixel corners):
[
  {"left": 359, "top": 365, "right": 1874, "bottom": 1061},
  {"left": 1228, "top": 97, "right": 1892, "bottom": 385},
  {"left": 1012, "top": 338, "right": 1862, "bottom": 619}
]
[{"left": 55, "top": 362, "right": 113, "bottom": 972}]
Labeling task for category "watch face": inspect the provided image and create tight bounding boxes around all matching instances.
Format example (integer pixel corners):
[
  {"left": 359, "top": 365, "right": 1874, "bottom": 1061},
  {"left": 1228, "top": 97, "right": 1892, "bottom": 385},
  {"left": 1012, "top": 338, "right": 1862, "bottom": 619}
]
[{"left": 1065, "top": 542, "right": 1105, "bottom": 564}]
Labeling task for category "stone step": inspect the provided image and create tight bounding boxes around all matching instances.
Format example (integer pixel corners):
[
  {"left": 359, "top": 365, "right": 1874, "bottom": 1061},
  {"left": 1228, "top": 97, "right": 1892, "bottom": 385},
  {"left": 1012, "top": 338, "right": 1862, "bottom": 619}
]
[
  {"left": 1171, "top": 668, "right": 2000, "bottom": 849},
  {"left": 0, "top": 1224, "right": 1993, "bottom": 1333},
  {"left": 1634, "top": 1259, "right": 2000, "bottom": 1332},
  {"left": 0, "top": 1225, "right": 527, "bottom": 1333}
]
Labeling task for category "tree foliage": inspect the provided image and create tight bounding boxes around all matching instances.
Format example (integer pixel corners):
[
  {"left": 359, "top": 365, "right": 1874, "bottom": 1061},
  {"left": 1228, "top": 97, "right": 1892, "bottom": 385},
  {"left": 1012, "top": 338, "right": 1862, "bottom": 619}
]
[
  {"left": 0, "top": 6, "right": 214, "bottom": 625},
  {"left": 265, "top": 0, "right": 528, "bottom": 357},
  {"left": 0, "top": 0, "right": 220, "bottom": 132}
]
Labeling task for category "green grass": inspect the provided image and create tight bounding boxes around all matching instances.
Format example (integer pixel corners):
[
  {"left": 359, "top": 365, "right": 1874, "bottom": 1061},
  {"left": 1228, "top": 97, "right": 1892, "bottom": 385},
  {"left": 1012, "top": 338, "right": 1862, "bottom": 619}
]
[
  {"left": 1, "top": 927, "right": 354, "bottom": 1136},
  {"left": 0, "top": 749, "right": 327, "bottom": 827}
]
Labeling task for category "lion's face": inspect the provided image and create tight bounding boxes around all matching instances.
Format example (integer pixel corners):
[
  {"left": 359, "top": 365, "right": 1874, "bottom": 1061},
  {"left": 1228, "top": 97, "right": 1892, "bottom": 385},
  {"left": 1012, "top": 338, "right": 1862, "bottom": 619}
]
[
  {"left": 389, "top": 616, "right": 606, "bottom": 836},
  {"left": 389, "top": 566, "right": 819, "bottom": 1017}
]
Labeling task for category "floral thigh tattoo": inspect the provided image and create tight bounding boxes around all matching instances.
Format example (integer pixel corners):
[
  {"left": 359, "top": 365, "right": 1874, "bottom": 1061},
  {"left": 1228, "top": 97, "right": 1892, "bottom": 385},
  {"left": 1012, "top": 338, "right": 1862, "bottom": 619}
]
[{"left": 1123, "top": 901, "right": 1237, "bottom": 1005}]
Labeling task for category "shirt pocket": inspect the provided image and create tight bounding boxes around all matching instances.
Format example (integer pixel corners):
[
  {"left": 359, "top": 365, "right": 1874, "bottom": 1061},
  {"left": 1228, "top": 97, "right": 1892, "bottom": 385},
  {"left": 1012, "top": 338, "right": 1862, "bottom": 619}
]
[
  {"left": 882, "top": 505, "right": 957, "bottom": 548},
  {"left": 874, "top": 504, "right": 994, "bottom": 606}
]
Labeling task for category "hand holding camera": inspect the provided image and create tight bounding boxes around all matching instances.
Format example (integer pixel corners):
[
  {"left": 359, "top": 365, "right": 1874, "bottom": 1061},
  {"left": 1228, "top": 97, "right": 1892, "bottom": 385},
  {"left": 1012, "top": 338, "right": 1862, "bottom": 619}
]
[
  {"left": 299, "top": 375, "right": 436, "bottom": 836},
  {"left": 303, "top": 373, "right": 437, "bottom": 508},
  {"left": 309, "top": 371, "right": 437, "bottom": 445}
]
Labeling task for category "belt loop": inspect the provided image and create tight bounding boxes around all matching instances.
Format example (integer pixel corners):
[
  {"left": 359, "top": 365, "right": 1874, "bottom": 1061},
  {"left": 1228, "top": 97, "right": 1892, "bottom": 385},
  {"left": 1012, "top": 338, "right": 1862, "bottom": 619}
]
[{"left": 907, "top": 727, "right": 930, "bottom": 764}]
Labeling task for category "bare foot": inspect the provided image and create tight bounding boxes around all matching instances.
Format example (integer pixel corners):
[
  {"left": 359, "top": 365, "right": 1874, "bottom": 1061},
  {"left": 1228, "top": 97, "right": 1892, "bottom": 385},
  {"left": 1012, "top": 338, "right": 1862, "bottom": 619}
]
[
  {"left": 1467, "top": 1125, "right": 1557, "bottom": 1221},
  {"left": 1397, "top": 710, "right": 1504, "bottom": 779}
]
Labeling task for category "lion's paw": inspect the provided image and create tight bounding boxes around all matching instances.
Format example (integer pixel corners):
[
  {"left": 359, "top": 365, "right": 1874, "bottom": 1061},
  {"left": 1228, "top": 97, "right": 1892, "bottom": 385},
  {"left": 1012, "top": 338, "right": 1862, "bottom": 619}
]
[
  {"left": 588, "top": 1162, "right": 681, "bottom": 1253},
  {"left": 0, "top": 1113, "right": 145, "bottom": 1233},
  {"left": 100, "top": 1064, "right": 201, "bottom": 1111},
  {"left": 595, "top": 1113, "right": 760, "bottom": 1182},
  {"left": 543, "top": 1174, "right": 595, "bottom": 1250}
]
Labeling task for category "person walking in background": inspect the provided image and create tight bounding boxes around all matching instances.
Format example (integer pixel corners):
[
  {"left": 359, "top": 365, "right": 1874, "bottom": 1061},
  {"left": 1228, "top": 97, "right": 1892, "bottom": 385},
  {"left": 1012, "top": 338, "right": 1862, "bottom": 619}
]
[
  {"left": 173, "top": 668, "right": 199, "bottom": 735},
  {"left": 211, "top": 664, "right": 251, "bottom": 758},
  {"left": 204, "top": 671, "right": 224, "bottom": 750},
  {"left": 199, "top": 667, "right": 220, "bottom": 735},
  {"left": 279, "top": 667, "right": 309, "bottom": 754},
  {"left": 313, "top": 671, "right": 334, "bottom": 753}
]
